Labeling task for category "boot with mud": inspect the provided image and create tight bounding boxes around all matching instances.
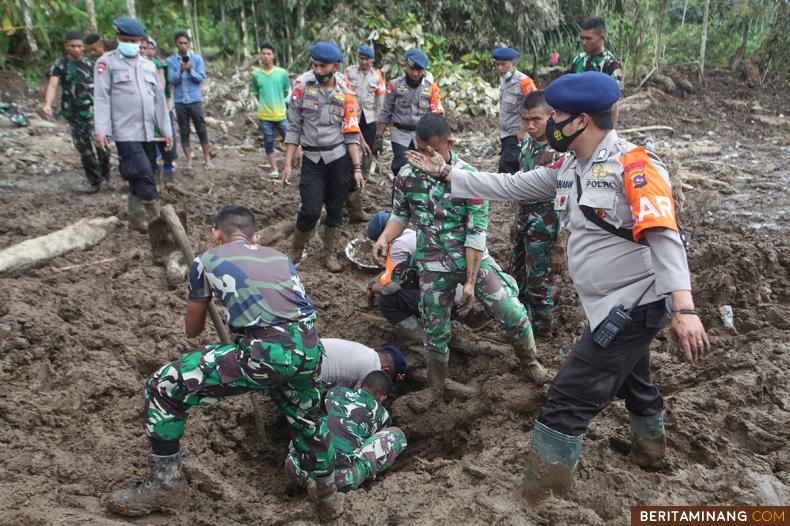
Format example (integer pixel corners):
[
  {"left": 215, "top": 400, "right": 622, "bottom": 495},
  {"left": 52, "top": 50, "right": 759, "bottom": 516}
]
[
  {"left": 393, "top": 316, "right": 424, "bottom": 350},
  {"left": 127, "top": 194, "right": 148, "bottom": 233},
  {"left": 511, "top": 327, "right": 547, "bottom": 382},
  {"left": 629, "top": 410, "right": 667, "bottom": 470},
  {"left": 105, "top": 450, "right": 188, "bottom": 517},
  {"left": 154, "top": 164, "right": 164, "bottom": 186},
  {"left": 425, "top": 352, "right": 448, "bottom": 404},
  {"left": 322, "top": 226, "right": 343, "bottom": 273},
  {"left": 312, "top": 475, "right": 344, "bottom": 522},
  {"left": 362, "top": 154, "right": 374, "bottom": 182},
  {"left": 163, "top": 168, "right": 176, "bottom": 188},
  {"left": 344, "top": 190, "right": 369, "bottom": 223},
  {"left": 521, "top": 421, "right": 583, "bottom": 506},
  {"left": 290, "top": 228, "right": 312, "bottom": 264},
  {"left": 144, "top": 201, "right": 161, "bottom": 223}
]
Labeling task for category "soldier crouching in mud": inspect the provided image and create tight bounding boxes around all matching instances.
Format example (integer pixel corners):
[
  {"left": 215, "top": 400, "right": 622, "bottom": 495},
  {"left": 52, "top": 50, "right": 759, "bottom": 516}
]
[
  {"left": 406, "top": 71, "right": 709, "bottom": 504},
  {"left": 104, "top": 205, "right": 343, "bottom": 522}
]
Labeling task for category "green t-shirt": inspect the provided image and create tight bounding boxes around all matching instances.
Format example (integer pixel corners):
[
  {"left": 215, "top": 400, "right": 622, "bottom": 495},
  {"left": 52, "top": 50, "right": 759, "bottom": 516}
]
[
  {"left": 250, "top": 66, "right": 290, "bottom": 121},
  {"left": 152, "top": 57, "right": 170, "bottom": 99}
]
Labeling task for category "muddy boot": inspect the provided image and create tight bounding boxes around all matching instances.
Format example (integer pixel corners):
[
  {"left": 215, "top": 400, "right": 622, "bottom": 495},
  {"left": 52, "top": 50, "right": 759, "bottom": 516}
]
[
  {"left": 344, "top": 190, "right": 369, "bottom": 223},
  {"left": 154, "top": 164, "right": 164, "bottom": 186},
  {"left": 313, "top": 475, "right": 343, "bottom": 522},
  {"left": 290, "top": 228, "right": 312, "bottom": 264},
  {"left": 163, "top": 169, "right": 176, "bottom": 188},
  {"left": 322, "top": 226, "right": 343, "bottom": 273},
  {"left": 144, "top": 201, "right": 161, "bottom": 223},
  {"left": 105, "top": 450, "right": 188, "bottom": 517},
  {"left": 393, "top": 316, "right": 424, "bottom": 349},
  {"left": 512, "top": 327, "right": 547, "bottom": 383},
  {"left": 521, "top": 421, "right": 583, "bottom": 506},
  {"left": 425, "top": 352, "right": 448, "bottom": 404},
  {"left": 127, "top": 194, "right": 148, "bottom": 233},
  {"left": 630, "top": 410, "right": 667, "bottom": 470}
]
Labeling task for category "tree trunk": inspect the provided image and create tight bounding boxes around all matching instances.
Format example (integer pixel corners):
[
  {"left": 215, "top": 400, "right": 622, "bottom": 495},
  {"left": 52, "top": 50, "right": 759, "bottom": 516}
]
[
  {"left": 182, "top": 0, "right": 193, "bottom": 40},
  {"left": 250, "top": 0, "right": 260, "bottom": 50},
  {"left": 240, "top": 5, "right": 251, "bottom": 63},
  {"left": 85, "top": 0, "right": 98, "bottom": 33},
  {"left": 193, "top": 0, "right": 202, "bottom": 55},
  {"left": 20, "top": 0, "right": 38, "bottom": 54},
  {"left": 654, "top": 0, "right": 669, "bottom": 72},
  {"left": 220, "top": 0, "right": 228, "bottom": 52},
  {"left": 699, "top": 0, "right": 711, "bottom": 84},
  {"left": 681, "top": 0, "right": 689, "bottom": 27},
  {"left": 730, "top": 18, "right": 750, "bottom": 70},
  {"left": 126, "top": 0, "right": 136, "bottom": 18}
]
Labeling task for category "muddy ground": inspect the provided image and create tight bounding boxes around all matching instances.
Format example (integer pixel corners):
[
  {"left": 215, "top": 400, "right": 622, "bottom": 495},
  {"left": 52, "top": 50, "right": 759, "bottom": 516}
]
[{"left": 0, "top": 70, "right": 788, "bottom": 525}]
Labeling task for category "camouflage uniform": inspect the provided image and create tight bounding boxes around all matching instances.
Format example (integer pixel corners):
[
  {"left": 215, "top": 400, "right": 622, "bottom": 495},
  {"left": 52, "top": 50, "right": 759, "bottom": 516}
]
[
  {"left": 391, "top": 153, "right": 534, "bottom": 356},
  {"left": 509, "top": 139, "right": 563, "bottom": 334},
  {"left": 569, "top": 49, "right": 623, "bottom": 86},
  {"left": 285, "top": 386, "right": 406, "bottom": 491},
  {"left": 144, "top": 241, "right": 335, "bottom": 477},
  {"left": 49, "top": 57, "right": 110, "bottom": 186}
]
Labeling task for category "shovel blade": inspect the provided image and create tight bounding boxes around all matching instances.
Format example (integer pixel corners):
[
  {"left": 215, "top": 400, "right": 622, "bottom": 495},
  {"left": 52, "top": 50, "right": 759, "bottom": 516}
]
[{"left": 148, "top": 211, "right": 187, "bottom": 259}]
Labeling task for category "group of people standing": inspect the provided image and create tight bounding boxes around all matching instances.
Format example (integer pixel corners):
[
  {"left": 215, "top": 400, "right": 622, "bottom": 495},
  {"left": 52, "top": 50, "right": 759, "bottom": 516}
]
[{"left": 38, "top": 12, "right": 711, "bottom": 524}]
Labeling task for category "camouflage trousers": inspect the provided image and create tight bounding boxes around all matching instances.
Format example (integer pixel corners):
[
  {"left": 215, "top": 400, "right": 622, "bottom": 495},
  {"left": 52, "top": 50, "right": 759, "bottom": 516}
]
[
  {"left": 419, "top": 259, "right": 532, "bottom": 355},
  {"left": 67, "top": 118, "right": 110, "bottom": 186},
  {"left": 509, "top": 202, "right": 559, "bottom": 334},
  {"left": 144, "top": 318, "right": 335, "bottom": 477},
  {"left": 284, "top": 427, "right": 406, "bottom": 491}
]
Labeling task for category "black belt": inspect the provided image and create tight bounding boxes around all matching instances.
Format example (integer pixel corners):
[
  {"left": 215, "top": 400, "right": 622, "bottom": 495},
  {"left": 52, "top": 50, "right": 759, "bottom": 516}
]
[
  {"left": 302, "top": 142, "right": 344, "bottom": 152},
  {"left": 394, "top": 124, "right": 416, "bottom": 132}
]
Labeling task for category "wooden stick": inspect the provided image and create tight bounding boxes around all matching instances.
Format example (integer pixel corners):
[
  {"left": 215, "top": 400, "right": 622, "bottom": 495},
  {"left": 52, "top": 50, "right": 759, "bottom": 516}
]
[
  {"left": 53, "top": 256, "right": 119, "bottom": 272},
  {"left": 620, "top": 125, "right": 675, "bottom": 135},
  {"left": 160, "top": 205, "right": 231, "bottom": 345}
]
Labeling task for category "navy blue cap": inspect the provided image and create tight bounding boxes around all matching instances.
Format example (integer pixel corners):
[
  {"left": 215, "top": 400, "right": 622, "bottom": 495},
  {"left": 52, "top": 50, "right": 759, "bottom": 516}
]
[
  {"left": 366, "top": 210, "right": 390, "bottom": 241},
  {"left": 383, "top": 344, "right": 408, "bottom": 376},
  {"left": 545, "top": 71, "right": 621, "bottom": 115},
  {"left": 404, "top": 49, "right": 429, "bottom": 69},
  {"left": 309, "top": 41, "right": 343, "bottom": 63},
  {"left": 357, "top": 45, "right": 375, "bottom": 59},
  {"left": 113, "top": 16, "right": 145, "bottom": 37},
  {"left": 492, "top": 47, "right": 520, "bottom": 61}
]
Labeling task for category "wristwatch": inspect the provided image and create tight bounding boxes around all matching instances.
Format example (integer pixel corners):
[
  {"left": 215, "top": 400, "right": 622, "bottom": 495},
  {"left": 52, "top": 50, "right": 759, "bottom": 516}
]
[{"left": 438, "top": 163, "right": 452, "bottom": 180}]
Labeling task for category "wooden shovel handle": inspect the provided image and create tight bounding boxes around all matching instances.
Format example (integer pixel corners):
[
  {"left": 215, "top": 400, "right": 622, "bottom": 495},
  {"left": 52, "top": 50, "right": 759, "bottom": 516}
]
[{"left": 160, "top": 204, "right": 232, "bottom": 345}]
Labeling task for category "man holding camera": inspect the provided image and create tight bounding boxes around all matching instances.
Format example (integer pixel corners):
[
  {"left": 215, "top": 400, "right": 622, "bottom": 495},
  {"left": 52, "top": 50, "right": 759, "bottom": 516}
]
[
  {"left": 405, "top": 71, "right": 708, "bottom": 504},
  {"left": 166, "top": 31, "right": 211, "bottom": 171}
]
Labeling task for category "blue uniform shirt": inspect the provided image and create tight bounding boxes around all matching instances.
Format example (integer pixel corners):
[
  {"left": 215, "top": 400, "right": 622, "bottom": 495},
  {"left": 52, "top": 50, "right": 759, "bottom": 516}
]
[{"left": 166, "top": 52, "right": 206, "bottom": 104}]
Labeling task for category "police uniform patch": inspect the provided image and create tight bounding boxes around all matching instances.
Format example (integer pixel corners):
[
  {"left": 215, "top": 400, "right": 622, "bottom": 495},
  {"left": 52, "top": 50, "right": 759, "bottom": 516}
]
[
  {"left": 591, "top": 164, "right": 609, "bottom": 178},
  {"left": 631, "top": 169, "right": 647, "bottom": 188},
  {"left": 555, "top": 194, "right": 569, "bottom": 210},
  {"left": 144, "top": 62, "right": 156, "bottom": 72},
  {"left": 292, "top": 87, "right": 303, "bottom": 101},
  {"left": 97, "top": 61, "right": 106, "bottom": 74}
]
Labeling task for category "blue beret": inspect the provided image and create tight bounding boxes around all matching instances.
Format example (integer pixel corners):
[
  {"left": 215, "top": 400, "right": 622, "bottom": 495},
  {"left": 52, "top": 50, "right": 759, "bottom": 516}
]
[
  {"left": 545, "top": 71, "right": 621, "bottom": 114},
  {"left": 357, "top": 45, "right": 375, "bottom": 59},
  {"left": 492, "top": 47, "right": 520, "bottom": 61},
  {"left": 366, "top": 210, "right": 390, "bottom": 241},
  {"left": 113, "top": 16, "right": 145, "bottom": 37},
  {"left": 309, "top": 41, "right": 343, "bottom": 63},
  {"left": 404, "top": 49, "right": 429, "bottom": 69},
  {"left": 384, "top": 344, "right": 408, "bottom": 376}
]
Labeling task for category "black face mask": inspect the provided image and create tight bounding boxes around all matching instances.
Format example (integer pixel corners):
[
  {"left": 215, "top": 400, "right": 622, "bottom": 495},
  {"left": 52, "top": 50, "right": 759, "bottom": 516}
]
[
  {"left": 546, "top": 114, "right": 585, "bottom": 153},
  {"left": 315, "top": 72, "right": 333, "bottom": 84},
  {"left": 404, "top": 74, "right": 422, "bottom": 88}
]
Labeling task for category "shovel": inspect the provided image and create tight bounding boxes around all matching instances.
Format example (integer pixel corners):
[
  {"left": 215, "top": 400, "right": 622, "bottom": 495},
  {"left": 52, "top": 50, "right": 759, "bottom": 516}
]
[{"left": 148, "top": 209, "right": 189, "bottom": 261}]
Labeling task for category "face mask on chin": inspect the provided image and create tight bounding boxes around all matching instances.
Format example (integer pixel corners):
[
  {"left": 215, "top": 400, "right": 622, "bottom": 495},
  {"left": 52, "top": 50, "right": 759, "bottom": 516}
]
[
  {"left": 500, "top": 70, "right": 513, "bottom": 81},
  {"left": 315, "top": 71, "right": 333, "bottom": 83},
  {"left": 118, "top": 42, "right": 140, "bottom": 57},
  {"left": 546, "top": 114, "right": 586, "bottom": 153}
]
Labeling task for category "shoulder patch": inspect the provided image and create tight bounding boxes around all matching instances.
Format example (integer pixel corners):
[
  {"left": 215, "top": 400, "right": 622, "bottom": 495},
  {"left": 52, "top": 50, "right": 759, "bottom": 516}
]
[
  {"left": 386, "top": 81, "right": 395, "bottom": 95},
  {"left": 546, "top": 156, "right": 565, "bottom": 169},
  {"left": 97, "top": 61, "right": 106, "bottom": 74}
]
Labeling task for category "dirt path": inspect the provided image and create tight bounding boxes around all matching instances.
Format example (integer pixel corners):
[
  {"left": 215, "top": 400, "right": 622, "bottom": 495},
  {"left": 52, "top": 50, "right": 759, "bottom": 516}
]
[{"left": 0, "top": 70, "right": 788, "bottom": 525}]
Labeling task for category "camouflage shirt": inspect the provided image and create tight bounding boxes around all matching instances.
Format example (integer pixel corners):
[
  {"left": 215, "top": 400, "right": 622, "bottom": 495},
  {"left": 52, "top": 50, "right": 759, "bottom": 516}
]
[
  {"left": 326, "top": 387, "right": 390, "bottom": 456},
  {"left": 187, "top": 240, "right": 316, "bottom": 329},
  {"left": 49, "top": 57, "right": 95, "bottom": 122},
  {"left": 569, "top": 49, "right": 623, "bottom": 86},
  {"left": 391, "top": 152, "right": 491, "bottom": 272},
  {"left": 519, "top": 138, "right": 563, "bottom": 212}
]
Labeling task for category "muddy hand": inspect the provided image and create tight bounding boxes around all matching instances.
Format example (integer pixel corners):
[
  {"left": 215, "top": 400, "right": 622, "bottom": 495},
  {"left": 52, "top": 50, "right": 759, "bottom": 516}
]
[
  {"left": 281, "top": 165, "right": 291, "bottom": 185},
  {"left": 405, "top": 147, "right": 446, "bottom": 177},
  {"left": 372, "top": 238, "right": 388, "bottom": 267},
  {"left": 164, "top": 136, "right": 173, "bottom": 152},
  {"left": 456, "top": 282, "right": 475, "bottom": 318},
  {"left": 671, "top": 313, "right": 709, "bottom": 363}
]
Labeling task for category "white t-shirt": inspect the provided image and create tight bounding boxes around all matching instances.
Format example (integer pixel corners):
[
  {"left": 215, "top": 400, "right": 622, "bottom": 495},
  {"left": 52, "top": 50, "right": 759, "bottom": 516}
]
[{"left": 321, "top": 338, "right": 381, "bottom": 388}]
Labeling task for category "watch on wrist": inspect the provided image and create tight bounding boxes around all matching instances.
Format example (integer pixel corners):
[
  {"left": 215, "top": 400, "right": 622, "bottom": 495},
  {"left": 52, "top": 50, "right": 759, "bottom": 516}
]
[
  {"left": 439, "top": 163, "right": 452, "bottom": 180},
  {"left": 673, "top": 308, "right": 698, "bottom": 316}
]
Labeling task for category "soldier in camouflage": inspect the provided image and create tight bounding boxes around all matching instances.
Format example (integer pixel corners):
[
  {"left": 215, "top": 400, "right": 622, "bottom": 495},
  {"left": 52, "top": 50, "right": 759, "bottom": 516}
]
[
  {"left": 374, "top": 114, "right": 547, "bottom": 404},
  {"left": 509, "top": 91, "right": 564, "bottom": 336},
  {"left": 105, "top": 205, "right": 342, "bottom": 522},
  {"left": 285, "top": 370, "right": 407, "bottom": 491},
  {"left": 42, "top": 31, "right": 111, "bottom": 192},
  {"left": 569, "top": 16, "right": 623, "bottom": 86}
]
